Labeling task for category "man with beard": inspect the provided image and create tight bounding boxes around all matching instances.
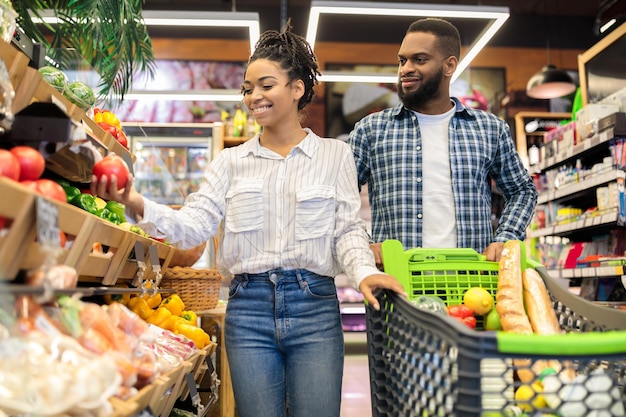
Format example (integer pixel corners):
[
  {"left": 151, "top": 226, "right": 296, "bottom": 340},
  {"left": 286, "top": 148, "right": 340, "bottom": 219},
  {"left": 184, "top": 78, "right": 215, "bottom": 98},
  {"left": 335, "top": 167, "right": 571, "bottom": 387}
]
[{"left": 347, "top": 18, "right": 537, "bottom": 265}]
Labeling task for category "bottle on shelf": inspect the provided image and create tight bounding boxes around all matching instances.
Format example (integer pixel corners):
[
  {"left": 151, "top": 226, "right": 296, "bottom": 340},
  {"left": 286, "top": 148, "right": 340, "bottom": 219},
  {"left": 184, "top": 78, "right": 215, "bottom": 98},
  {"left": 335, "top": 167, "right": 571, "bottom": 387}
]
[{"left": 528, "top": 138, "right": 540, "bottom": 166}]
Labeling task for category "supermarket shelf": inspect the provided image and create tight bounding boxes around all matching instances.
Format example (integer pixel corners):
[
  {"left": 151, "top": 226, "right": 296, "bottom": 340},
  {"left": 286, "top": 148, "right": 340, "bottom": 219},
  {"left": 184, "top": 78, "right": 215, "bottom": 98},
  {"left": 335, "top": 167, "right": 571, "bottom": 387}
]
[
  {"left": 533, "top": 127, "right": 616, "bottom": 173},
  {"left": 547, "top": 266, "right": 624, "bottom": 279},
  {"left": 223, "top": 135, "right": 253, "bottom": 148},
  {"left": 537, "top": 169, "right": 624, "bottom": 205},
  {"left": 529, "top": 210, "right": 619, "bottom": 238}
]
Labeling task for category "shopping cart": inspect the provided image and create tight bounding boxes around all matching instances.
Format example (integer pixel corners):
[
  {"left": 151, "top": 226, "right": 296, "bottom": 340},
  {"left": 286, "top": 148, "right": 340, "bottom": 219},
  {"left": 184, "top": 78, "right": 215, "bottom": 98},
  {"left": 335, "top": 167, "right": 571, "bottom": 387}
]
[{"left": 365, "top": 239, "right": 626, "bottom": 417}]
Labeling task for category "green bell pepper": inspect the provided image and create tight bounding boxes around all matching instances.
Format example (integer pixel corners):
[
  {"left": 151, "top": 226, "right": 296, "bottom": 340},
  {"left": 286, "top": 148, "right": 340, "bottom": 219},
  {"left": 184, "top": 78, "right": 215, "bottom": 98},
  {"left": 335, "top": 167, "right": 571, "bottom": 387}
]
[
  {"left": 70, "top": 193, "right": 98, "bottom": 214},
  {"left": 105, "top": 200, "right": 127, "bottom": 223},
  {"left": 56, "top": 179, "right": 81, "bottom": 203},
  {"left": 95, "top": 208, "right": 122, "bottom": 225},
  {"left": 63, "top": 185, "right": 81, "bottom": 203}
]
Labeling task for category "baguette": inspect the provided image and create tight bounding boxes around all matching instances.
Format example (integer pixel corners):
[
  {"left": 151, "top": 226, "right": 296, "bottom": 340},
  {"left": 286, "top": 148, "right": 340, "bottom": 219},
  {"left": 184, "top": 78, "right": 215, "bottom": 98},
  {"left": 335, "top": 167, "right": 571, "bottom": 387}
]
[
  {"left": 522, "top": 268, "right": 561, "bottom": 335},
  {"left": 523, "top": 267, "right": 576, "bottom": 381},
  {"left": 496, "top": 240, "right": 533, "bottom": 335},
  {"left": 496, "top": 240, "right": 535, "bottom": 383}
]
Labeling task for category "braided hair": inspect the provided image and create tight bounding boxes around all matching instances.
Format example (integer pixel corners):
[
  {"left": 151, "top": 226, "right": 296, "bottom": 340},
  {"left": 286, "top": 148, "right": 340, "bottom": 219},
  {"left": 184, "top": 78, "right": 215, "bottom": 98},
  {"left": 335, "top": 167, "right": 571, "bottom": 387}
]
[{"left": 247, "top": 21, "right": 320, "bottom": 110}]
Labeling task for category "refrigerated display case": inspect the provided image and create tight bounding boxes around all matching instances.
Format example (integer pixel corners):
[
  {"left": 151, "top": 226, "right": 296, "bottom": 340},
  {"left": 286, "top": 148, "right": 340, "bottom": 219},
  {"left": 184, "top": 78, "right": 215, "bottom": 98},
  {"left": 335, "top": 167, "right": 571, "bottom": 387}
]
[{"left": 123, "top": 123, "right": 221, "bottom": 206}]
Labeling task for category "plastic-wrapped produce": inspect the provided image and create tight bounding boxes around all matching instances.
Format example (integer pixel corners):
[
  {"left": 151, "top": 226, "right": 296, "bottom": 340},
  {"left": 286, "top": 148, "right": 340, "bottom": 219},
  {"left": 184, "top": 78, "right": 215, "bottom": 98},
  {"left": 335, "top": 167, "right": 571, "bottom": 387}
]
[{"left": 0, "top": 332, "right": 121, "bottom": 416}]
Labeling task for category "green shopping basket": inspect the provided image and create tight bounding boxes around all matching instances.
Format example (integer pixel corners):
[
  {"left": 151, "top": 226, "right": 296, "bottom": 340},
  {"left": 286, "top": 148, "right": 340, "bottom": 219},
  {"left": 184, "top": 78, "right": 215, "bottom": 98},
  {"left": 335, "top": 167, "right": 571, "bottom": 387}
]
[{"left": 365, "top": 239, "right": 626, "bottom": 417}]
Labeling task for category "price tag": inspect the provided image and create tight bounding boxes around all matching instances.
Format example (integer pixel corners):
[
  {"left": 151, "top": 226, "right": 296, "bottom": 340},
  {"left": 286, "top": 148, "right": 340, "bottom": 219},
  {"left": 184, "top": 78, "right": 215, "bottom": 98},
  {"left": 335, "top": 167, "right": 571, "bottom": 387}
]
[{"left": 36, "top": 197, "right": 60, "bottom": 249}]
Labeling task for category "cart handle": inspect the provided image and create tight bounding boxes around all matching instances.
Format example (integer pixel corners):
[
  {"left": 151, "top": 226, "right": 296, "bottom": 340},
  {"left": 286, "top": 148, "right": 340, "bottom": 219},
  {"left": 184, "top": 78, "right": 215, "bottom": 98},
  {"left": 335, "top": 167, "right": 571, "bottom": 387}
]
[{"left": 496, "top": 331, "right": 626, "bottom": 356}]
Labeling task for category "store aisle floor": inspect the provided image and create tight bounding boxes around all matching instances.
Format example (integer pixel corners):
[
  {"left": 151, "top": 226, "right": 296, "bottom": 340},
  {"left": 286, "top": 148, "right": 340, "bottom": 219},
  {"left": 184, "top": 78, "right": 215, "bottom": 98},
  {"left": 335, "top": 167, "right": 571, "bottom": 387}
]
[{"left": 341, "top": 355, "right": 371, "bottom": 417}]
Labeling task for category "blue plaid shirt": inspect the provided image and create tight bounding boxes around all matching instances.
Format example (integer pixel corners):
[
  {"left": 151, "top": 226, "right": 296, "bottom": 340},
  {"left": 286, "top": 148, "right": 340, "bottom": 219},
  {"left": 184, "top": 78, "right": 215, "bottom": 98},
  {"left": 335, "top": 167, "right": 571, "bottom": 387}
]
[{"left": 347, "top": 97, "right": 537, "bottom": 253}]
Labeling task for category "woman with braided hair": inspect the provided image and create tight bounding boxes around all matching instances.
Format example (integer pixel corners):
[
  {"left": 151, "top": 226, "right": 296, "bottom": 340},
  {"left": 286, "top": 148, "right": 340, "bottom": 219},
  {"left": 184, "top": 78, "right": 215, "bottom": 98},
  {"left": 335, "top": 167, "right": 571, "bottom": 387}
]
[{"left": 91, "top": 23, "right": 405, "bottom": 417}]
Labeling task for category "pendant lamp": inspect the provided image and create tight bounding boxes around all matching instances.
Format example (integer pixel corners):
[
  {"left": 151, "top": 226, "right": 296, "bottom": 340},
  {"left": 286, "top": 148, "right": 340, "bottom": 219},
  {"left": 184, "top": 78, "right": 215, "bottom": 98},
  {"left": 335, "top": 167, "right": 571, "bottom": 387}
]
[
  {"left": 526, "top": 0, "right": 576, "bottom": 99},
  {"left": 526, "top": 65, "right": 576, "bottom": 99}
]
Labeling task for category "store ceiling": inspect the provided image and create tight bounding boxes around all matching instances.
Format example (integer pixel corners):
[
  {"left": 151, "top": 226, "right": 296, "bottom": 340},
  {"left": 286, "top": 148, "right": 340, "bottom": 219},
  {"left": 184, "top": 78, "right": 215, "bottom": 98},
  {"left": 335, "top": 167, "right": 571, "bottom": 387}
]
[{"left": 141, "top": 0, "right": 625, "bottom": 50}]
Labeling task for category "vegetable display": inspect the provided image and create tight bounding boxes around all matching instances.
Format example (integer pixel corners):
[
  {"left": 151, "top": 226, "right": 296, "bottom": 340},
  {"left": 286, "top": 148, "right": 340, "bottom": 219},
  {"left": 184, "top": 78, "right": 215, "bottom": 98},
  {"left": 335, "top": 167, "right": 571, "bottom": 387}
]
[
  {"left": 124, "top": 291, "right": 211, "bottom": 349},
  {"left": 38, "top": 65, "right": 67, "bottom": 91},
  {"left": 63, "top": 81, "right": 96, "bottom": 111}
]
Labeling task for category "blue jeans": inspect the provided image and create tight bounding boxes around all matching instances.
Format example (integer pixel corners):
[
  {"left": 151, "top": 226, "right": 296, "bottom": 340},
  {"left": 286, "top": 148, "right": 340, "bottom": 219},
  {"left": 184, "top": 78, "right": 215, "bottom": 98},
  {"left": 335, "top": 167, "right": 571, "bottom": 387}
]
[{"left": 224, "top": 269, "right": 344, "bottom": 417}]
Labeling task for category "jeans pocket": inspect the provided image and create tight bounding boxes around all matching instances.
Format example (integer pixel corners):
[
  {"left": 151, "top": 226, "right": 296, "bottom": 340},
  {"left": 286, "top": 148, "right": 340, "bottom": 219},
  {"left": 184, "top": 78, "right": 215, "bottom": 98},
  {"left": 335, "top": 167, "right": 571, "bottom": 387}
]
[
  {"left": 303, "top": 276, "right": 337, "bottom": 299},
  {"left": 228, "top": 277, "right": 244, "bottom": 299},
  {"left": 295, "top": 185, "right": 335, "bottom": 240},
  {"left": 225, "top": 179, "right": 264, "bottom": 233}
]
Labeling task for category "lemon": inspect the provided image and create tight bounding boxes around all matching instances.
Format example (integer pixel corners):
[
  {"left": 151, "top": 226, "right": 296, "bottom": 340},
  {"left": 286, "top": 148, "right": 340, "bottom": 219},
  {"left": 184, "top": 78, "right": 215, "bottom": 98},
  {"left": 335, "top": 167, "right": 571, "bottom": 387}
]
[
  {"left": 515, "top": 383, "right": 548, "bottom": 411},
  {"left": 463, "top": 287, "right": 494, "bottom": 315}
]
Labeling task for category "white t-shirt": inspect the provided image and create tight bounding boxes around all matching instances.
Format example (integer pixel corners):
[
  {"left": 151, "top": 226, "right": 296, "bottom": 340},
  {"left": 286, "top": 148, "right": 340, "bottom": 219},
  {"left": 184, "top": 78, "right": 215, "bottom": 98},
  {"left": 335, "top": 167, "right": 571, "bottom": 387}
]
[{"left": 415, "top": 105, "right": 457, "bottom": 248}]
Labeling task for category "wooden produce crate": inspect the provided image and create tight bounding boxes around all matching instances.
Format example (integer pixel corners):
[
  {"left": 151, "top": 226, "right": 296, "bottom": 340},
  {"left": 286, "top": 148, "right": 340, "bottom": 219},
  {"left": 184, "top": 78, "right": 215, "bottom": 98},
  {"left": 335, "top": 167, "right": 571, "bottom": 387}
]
[
  {"left": 15, "top": 196, "right": 137, "bottom": 286},
  {"left": 0, "top": 177, "right": 138, "bottom": 284},
  {"left": 82, "top": 114, "right": 135, "bottom": 163},
  {"left": 118, "top": 234, "right": 175, "bottom": 284},
  {"left": 18, "top": 195, "right": 96, "bottom": 272},
  {"left": 109, "top": 380, "right": 156, "bottom": 416},
  {"left": 0, "top": 177, "right": 38, "bottom": 279},
  {"left": 0, "top": 40, "right": 31, "bottom": 93},
  {"left": 178, "top": 341, "right": 218, "bottom": 401},
  {"left": 148, "top": 360, "right": 193, "bottom": 417},
  {"left": 108, "top": 397, "right": 140, "bottom": 417},
  {"left": 10, "top": 65, "right": 133, "bottom": 162},
  {"left": 12, "top": 66, "right": 84, "bottom": 119},
  {"left": 63, "top": 217, "right": 138, "bottom": 286}
]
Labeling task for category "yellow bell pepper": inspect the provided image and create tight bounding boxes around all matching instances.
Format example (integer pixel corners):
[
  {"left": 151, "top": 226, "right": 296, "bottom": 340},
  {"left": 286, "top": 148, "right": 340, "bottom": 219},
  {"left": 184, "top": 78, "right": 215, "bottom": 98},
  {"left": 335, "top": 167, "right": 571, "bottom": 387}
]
[
  {"left": 175, "top": 321, "right": 211, "bottom": 348},
  {"left": 162, "top": 315, "right": 187, "bottom": 332},
  {"left": 142, "top": 292, "right": 162, "bottom": 309},
  {"left": 127, "top": 297, "right": 154, "bottom": 320},
  {"left": 146, "top": 307, "right": 172, "bottom": 327},
  {"left": 160, "top": 294, "right": 185, "bottom": 316},
  {"left": 180, "top": 310, "right": 198, "bottom": 325},
  {"left": 101, "top": 110, "right": 121, "bottom": 128}
]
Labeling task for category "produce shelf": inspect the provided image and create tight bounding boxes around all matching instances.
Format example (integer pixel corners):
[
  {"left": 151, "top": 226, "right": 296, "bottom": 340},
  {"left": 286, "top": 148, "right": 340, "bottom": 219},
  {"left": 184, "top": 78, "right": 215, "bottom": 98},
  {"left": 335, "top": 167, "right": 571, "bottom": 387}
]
[{"left": 0, "top": 177, "right": 174, "bottom": 284}]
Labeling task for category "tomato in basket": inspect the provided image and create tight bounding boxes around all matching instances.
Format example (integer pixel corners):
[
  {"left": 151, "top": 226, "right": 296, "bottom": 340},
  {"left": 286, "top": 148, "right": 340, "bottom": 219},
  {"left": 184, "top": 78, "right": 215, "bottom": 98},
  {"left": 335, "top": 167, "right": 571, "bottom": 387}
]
[{"left": 447, "top": 304, "right": 477, "bottom": 329}]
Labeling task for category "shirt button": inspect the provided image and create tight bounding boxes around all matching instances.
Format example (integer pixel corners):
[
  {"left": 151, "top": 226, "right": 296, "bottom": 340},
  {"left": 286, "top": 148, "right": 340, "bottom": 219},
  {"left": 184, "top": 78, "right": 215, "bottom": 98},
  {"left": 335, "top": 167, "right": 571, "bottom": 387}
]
[
  {"left": 416, "top": 177, "right": 422, "bottom": 183},
  {"left": 417, "top": 213, "right": 423, "bottom": 219},
  {"left": 416, "top": 145, "right": 421, "bottom": 151}
]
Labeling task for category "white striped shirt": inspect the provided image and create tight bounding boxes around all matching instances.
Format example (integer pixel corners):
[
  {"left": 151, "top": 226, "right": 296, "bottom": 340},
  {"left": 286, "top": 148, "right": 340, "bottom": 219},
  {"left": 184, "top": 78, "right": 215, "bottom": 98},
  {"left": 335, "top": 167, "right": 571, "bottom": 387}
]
[{"left": 140, "top": 129, "right": 380, "bottom": 288}]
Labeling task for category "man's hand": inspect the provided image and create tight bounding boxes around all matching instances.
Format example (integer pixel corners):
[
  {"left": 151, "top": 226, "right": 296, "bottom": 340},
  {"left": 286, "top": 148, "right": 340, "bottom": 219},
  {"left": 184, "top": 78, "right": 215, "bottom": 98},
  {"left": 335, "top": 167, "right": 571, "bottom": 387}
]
[
  {"left": 359, "top": 273, "right": 406, "bottom": 311},
  {"left": 483, "top": 242, "right": 505, "bottom": 262}
]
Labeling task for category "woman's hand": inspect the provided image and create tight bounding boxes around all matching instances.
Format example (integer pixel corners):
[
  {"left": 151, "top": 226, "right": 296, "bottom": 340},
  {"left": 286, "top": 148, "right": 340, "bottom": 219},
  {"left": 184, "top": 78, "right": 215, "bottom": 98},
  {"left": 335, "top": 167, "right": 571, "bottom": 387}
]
[
  {"left": 359, "top": 273, "right": 406, "bottom": 311},
  {"left": 369, "top": 242, "right": 384, "bottom": 270},
  {"left": 90, "top": 173, "right": 145, "bottom": 217}
]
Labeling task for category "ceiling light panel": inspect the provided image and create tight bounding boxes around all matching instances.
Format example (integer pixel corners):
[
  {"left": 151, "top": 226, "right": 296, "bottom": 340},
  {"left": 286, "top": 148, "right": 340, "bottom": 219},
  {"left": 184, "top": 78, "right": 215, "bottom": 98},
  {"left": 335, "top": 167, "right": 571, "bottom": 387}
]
[{"left": 306, "top": 1, "right": 509, "bottom": 83}]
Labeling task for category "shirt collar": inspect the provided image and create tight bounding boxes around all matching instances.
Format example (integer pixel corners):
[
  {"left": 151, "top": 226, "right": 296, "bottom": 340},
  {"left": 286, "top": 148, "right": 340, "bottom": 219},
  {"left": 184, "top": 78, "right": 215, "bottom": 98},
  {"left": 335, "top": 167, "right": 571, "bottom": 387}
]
[
  {"left": 237, "top": 128, "right": 319, "bottom": 158},
  {"left": 394, "top": 96, "right": 474, "bottom": 118}
]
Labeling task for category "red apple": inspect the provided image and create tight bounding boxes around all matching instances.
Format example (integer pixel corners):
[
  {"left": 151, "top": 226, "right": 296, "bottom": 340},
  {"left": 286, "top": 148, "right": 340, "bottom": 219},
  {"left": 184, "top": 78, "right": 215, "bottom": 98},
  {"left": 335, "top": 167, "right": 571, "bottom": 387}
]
[
  {"left": 10, "top": 146, "right": 46, "bottom": 181},
  {"left": 0, "top": 149, "right": 20, "bottom": 181}
]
